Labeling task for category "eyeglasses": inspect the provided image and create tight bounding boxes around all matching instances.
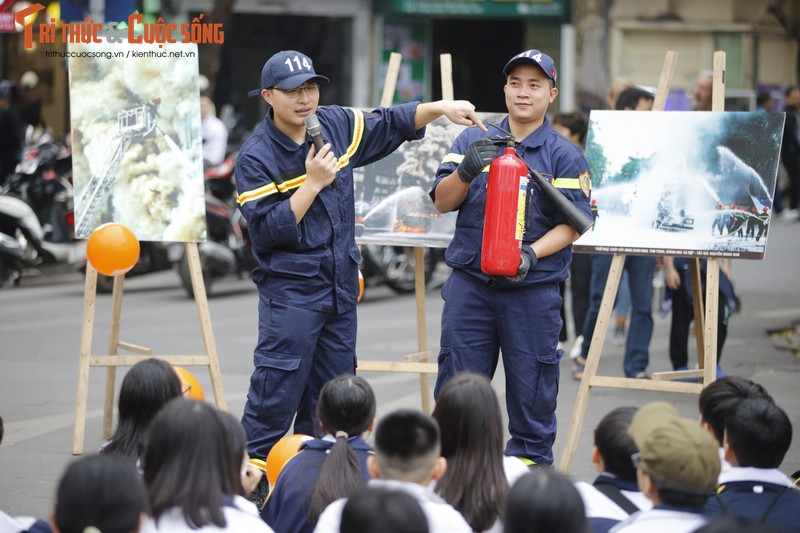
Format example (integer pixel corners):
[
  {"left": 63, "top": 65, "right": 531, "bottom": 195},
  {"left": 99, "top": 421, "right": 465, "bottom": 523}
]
[
  {"left": 631, "top": 452, "right": 643, "bottom": 470},
  {"left": 274, "top": 83, "right": 319, "bottom": 99}
]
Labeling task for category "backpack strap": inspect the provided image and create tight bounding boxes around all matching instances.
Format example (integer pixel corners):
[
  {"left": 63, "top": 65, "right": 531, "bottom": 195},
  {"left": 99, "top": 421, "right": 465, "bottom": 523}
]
[
  {"left": 594, "top": 482, "right": 641, "bottom": 515},
  {"left": 757, "top": 486, "right": 790, "bottom": 524}
]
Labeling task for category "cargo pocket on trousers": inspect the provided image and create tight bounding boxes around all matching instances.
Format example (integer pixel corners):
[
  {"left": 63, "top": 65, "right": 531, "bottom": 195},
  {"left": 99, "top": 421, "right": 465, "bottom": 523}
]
[
  {"left": 255, "top": 354, "right": 302, "bottom": 423},
  {"left": 532, "top": 350, "right": 561, "bottom": 419}
]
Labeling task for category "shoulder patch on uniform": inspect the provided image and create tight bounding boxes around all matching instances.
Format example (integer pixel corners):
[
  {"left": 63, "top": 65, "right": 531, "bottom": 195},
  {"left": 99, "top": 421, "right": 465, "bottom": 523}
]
[{"left": 579, "top": 170, "right": 591, "bottom": 198}]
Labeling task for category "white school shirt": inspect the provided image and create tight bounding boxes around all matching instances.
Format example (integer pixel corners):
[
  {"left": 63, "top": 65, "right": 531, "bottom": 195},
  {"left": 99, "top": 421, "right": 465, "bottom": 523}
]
[
  {"left": 608, "top": 508, "right": 706, "bottom": 533},
  {"left": 312, "top": 479, "right": 472, "bottom": 533},
  {"left": 574, "top": 479, "right": 652, "bottom": 521},
  {"left": 141, "top": 495, "right": 274, "bottom": 533}
]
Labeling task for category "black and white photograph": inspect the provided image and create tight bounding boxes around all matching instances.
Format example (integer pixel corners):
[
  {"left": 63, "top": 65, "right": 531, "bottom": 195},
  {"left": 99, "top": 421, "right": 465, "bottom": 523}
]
[{"left": 68, "top": 41, "right": 206, "bottom": 241}]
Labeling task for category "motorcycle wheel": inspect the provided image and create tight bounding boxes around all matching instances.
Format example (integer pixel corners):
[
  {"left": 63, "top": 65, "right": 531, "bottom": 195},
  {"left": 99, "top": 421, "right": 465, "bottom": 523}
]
[
  {"left": 177, "top": 254, "right": 214, "bottom": 298},
  {"left": 364, "top": 245, "right": 437, "bottom": 294}
]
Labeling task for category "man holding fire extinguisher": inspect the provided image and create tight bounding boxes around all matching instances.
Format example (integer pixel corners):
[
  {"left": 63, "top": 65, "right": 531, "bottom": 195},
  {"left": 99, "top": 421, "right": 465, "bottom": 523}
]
[{"left": 430, "top": 49, "right": 592, "bottom": 468}]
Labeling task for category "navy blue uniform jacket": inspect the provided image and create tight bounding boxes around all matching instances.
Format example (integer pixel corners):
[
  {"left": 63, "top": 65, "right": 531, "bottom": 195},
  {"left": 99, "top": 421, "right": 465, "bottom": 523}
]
[
  {"left": 235, "top": 104, "right": 424, "bottom": 314},
  {"left": 260, "top": 437, "right": 374, "bottom": 533}
]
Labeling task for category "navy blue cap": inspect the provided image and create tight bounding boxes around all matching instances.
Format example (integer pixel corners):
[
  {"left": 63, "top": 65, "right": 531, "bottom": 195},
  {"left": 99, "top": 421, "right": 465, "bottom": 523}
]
[
  {"left": 503, "top": 49, "right": 557, "bottom": 84},
  {"left": 248, "top": 50, "right": 330, "bottom": 98}
]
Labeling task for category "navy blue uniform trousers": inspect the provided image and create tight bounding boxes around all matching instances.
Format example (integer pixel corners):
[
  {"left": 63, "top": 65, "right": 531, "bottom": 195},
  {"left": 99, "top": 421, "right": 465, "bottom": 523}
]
[
  {"left": 241, "top": 295, "right": 357, "bottom": 461},
  {"left": 434, "top": 270, "right": 562, "bottom": 463}
]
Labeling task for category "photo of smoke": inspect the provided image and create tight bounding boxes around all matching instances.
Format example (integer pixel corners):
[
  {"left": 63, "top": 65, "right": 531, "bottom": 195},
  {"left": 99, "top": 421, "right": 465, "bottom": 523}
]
[
  {"left": 353, "top": 112, "right": 504, "bottom": 247},
  {"left": 574, "top": 111, "right": 785, "bottom": 259},
  {"left": 68, "top": 41, "right": 206, "bottom": 241}
]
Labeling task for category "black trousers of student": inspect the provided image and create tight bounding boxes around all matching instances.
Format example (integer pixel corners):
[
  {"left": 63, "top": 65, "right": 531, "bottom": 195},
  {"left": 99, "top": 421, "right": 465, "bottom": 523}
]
[{"left": 669, "top": 285, "right": 729, "bottom": 370}]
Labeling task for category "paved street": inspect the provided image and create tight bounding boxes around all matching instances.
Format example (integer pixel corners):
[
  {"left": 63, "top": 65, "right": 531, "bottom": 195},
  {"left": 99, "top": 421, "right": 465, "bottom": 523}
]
[{"left": 1, "top": 217, "right": 799, "bottom": 519}]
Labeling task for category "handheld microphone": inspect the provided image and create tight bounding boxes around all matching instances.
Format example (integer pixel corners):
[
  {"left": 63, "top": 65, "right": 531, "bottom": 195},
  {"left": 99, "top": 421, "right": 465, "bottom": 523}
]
[{"left": 304, "top": 114, "right": 337, "bottom": 188}]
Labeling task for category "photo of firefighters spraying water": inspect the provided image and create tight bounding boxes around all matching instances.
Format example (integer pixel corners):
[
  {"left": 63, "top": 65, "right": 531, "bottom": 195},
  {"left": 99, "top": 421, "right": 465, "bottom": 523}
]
[
  {"left": 67, "top": 41, "right": 206, "bottom": 241},
  {"left": 574, "top": 110, "right": 785, "bottom": 259}
]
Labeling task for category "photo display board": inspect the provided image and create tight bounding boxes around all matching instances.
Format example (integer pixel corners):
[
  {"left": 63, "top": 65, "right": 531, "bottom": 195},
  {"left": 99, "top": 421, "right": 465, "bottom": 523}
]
[
  {"left": 354, "top": 112, "right": 504, "bottom": 247},
  {"left": 68, "top": 41, "right": 206, "bottom": 241},
  {"left": 574, "top": 111, "right": 785, "bottom": 259}
]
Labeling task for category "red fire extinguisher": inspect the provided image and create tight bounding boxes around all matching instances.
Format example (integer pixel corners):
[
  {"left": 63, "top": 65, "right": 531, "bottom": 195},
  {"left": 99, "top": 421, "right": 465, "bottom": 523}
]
[{"left": 481, "top": 144, "right": 529, "bottom": 276}]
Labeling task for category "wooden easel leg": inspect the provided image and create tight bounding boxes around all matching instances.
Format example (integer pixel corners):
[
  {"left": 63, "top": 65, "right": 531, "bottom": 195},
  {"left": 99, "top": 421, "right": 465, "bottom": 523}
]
[
  {"left": 102, "top": 274, "right": 125, "bottom": 438},
  {"left": 690, "top": 259, "right": 706, "bottom": 369},
  {"left": 703, "top": 259, "right": 720, "bottom": 383},
  {"left": 413, "top": 247, "right": 431, "bottom": 414},
  {"left": 185, "top": 242, "right": 227, "bottom": 411},
  {"left": 559, "top": 254, "right": 625, "bottom": 472},
  {"left": 73, "top": 264, "right": 99, "bottom": 455}
]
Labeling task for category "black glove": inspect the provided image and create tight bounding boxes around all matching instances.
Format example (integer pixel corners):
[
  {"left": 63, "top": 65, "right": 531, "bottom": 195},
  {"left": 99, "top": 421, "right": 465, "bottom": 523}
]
[
  {"left": 457, "top": 138, "right": 497, "bottom": 183},
  {"left": 490, "top": 246, "right": 538, "bottom": 287}
]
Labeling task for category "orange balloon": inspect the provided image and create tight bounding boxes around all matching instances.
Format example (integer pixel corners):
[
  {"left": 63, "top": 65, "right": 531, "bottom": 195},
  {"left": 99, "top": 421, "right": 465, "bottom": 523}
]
[
  {"left": 358, "top": 270, "right": 365, "bottom": 303},
  {"left": 172, "top": 365, "right": 205, "bottom": 401},
  {"left": 266, "top": 434, "right": 312, "bottom": 486},
  {"left": 86, "top": 223, "right": 140, "bottom": 277}
]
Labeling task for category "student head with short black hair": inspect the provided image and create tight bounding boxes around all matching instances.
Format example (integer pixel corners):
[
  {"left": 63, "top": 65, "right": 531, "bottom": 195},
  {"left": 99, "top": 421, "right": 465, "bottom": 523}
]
[
  {"left": 706, "top": 396, "right": 800, "bottom": 532},
  {"left": 724, "top": 397, "right": 791, "bottom": 469},
  {"left": 52, "top": 454, "right": 147, "bottom": 533},
  {"left": 594, "top": 406, "right": 638, "bottom": 481},
  {"left": 340, "top": 486, "right": 428, "bottom": 533},
  {"left": 314, "top": 408, "right": 473, "bottom": 533},
  {"left": 371, "top": 409, "right": 443, "bottom": 484},
  {"left": 505, "top": 470, "right": 589, "bottom": 533},
  {"left": 698, "top": 376, "right": 773, "bottom": 446}
]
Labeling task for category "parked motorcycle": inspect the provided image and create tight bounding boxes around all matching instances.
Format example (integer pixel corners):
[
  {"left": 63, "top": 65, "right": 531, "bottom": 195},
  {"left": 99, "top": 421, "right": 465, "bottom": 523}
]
[
  {"left": 360, "top": 245, "right": 443, "bottom": 294},
  {"left": 0, "top": 189, "right": 61, "bottom": 287},
  {"left": 0, "top": 231, "right": 26, "bottom": 287},
  {"left": 175, "top": 152, "right": 257, "bottom": 297},
  {"left": 7, "top": 129, "right": 75, "bottom": 247}
]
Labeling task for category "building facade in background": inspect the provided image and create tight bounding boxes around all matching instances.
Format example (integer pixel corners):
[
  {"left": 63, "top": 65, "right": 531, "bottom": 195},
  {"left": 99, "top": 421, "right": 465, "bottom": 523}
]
[{"left": 1, "top": 0, "right": 796, "bottom": 136}]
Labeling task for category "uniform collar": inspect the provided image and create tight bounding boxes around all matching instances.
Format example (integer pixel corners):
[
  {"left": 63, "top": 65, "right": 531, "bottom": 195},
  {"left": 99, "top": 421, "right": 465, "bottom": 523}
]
[
  {"left": 500, "top": 115, "right": 552, "bottom": 150},
  {"left": 594, "top": 473, "right": 640, "bottom": 492},
  {"left": 718, "top": 466, "right": 796, "bottom": 488}
]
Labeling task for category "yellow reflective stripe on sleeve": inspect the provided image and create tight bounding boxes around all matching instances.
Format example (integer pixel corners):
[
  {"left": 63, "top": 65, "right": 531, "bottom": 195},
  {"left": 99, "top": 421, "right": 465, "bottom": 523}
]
[
  {"left": 237, "top": 111, "right": 365, "bottom": 206},
  {"left": 237, "top": 174, "right": 307, "bottom": 205},
  {"left": 441, "top": 153, "right": 489, "bottom": 173},
  {"left": 442, "top": 153, "right": 465, "bottom": 164},
  {"left": 552, "top": 176, "right": 592, "bottom": 190},
  {"left": 552, "top": 178, "right": 580, "bottom": 189},
  {"left": 249, "top": 457, "right": 267, "bottom": 473},
  {"left": 338, "top": 109, "right": 364, "bottom": 171}
]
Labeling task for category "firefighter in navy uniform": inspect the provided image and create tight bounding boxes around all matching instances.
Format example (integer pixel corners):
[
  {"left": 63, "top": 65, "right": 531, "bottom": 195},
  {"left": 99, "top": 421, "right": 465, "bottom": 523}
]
[
  {"left": 429, "top": 50, "right": 591, "bottom": 468},
  {"left": 234, "top": 50, "right": 485, "bottom": 492}
]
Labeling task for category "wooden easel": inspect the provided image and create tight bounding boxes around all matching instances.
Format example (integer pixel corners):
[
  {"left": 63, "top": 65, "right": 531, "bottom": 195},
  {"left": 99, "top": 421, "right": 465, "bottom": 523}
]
[
  {"left": 559, "top": 51, "right": 727, "bottom": 472},
  {"left": 356, "top": 52, "right": 458, "bottom": 414},
  {"left": 72, "top": 241, "right": 227, "bottom": 455}
]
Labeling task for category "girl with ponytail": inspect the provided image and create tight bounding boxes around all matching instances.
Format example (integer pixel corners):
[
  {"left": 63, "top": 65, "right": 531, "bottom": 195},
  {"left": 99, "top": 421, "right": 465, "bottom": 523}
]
[{"left": 260, "top": 375, "right": 376, "bottom": 533}]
